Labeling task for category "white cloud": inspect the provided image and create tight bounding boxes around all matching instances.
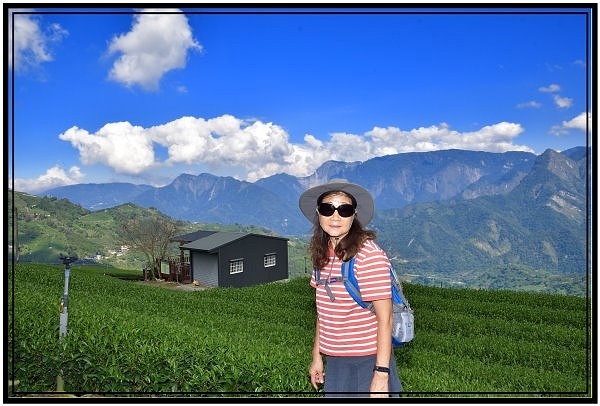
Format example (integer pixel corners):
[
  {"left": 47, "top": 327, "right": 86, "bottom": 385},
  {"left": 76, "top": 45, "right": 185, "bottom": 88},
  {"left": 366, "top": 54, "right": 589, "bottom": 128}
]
[
  {"left": 13, "top": 166, "right": 84, "bottom": 194},
  {"left": 553, "top": 94, "right": 573, "bottom": 109},
  {"left": 8, "top": 10, "right": 68, "bottom": 72},
  {"left": 56, "top": 114, "right": 535, "bottom": 184},
  {"left": 365, "top": 122, "right": 531, "bottom": 155},
  {"left": 59, "top": 122, "right": 156, "bottom": 174},
  {"left": 147, "top": 115, "right": 297, "bottom": 181},
  {"left": 563, "top": 112, "right": 591, "bottom": 131},
  {"left": 538, "top": 83, "right": 572, "bottom": 109},
  {"left": 107, "top": 9, "right": 202, "bottom": 91},
  {"left": 539, "top": 84, "right": 561, "bottom": 93},
  {"left": 550, "top": 112, "right": 591, "bottom": 136}
]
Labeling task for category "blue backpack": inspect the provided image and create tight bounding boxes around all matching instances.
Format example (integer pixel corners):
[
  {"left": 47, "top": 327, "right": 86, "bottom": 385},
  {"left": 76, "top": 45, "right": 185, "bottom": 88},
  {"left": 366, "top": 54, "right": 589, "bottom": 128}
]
[{"left": 315, "top": 257, "right": 415, "bottom": 347}]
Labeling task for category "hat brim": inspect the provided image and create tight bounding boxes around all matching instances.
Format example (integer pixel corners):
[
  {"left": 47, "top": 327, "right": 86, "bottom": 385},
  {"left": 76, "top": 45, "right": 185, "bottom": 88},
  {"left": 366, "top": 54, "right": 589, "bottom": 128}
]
[{"left": 299, "top": 180, "right": 374, "bottom": 225}]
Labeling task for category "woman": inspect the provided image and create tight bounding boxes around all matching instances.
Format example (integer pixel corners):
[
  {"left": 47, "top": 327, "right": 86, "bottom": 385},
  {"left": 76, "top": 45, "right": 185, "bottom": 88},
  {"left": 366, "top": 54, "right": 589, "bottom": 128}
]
[{"left": 299, "top": 179, "right": 403, "bottom": 397}]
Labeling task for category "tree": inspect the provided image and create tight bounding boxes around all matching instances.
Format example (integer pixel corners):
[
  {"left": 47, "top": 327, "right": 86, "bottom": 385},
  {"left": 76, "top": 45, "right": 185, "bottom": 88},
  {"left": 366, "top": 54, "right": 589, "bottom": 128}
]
[{"left": 119, "top": 210, "right": 180, "bottom": 280}]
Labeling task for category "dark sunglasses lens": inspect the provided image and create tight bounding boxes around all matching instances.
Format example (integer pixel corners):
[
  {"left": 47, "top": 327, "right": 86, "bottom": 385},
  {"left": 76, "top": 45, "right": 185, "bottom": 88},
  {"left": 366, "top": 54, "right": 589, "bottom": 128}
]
[
  {"left": 336, "top": 204, "right": 355, "bottom": 217},
  {"left": 317, "top": 203, "right": 355, "bottom": 217},
  {"left": 317, "top": 203, "right": 335, "bottom": 216}
]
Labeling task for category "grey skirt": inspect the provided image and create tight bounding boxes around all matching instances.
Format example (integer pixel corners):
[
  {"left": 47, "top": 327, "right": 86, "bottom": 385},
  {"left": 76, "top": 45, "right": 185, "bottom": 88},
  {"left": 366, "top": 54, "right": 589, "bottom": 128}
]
[{"left": 323, "top": 353, "right": 403, "bottom": 397}]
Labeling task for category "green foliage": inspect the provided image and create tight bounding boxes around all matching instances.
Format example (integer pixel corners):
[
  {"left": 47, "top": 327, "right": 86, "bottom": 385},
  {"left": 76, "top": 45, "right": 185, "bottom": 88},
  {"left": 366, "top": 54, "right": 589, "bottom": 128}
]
[
  {"left": 8, "top": 264, "right": 590, "bottom": 398},
  {"left": 376, "top": 194, "right": 588, "bottom": 296}
]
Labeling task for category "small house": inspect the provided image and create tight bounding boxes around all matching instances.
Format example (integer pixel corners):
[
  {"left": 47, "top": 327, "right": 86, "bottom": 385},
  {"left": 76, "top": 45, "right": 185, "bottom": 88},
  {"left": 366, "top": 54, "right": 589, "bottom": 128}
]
[{"left": 177, "top": 231, "right": 289, "bottom": 288}]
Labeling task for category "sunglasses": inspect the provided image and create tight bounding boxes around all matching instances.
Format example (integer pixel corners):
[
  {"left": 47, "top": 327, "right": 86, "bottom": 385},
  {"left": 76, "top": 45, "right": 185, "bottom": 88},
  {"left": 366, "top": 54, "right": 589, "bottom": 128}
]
[{"left": 317, "top": 202, "right": 356, "bottom": 218}]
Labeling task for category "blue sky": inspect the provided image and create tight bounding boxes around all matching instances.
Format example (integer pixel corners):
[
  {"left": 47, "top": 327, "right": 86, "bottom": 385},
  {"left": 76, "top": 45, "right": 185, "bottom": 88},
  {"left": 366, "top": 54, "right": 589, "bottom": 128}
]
[{"left": 7, "top": 6, "right": 593, "bottom": 194}]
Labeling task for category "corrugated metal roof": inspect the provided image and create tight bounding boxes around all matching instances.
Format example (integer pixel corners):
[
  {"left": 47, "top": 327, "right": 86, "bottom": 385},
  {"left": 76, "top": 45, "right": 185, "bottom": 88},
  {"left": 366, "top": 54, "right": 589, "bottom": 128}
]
[{"left": 182, "top": 232, "right": 249, "bottom": 252}]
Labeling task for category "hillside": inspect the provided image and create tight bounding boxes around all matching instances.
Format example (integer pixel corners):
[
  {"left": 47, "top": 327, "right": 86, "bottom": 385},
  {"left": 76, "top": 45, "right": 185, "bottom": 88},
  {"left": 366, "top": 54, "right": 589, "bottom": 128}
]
[
  {"left": 374, "top": 149, "right": 588, "bottom": 296},
  {"left": 7, "top": 188, "right": 587, "bottom": 296},
  {"left": 7, "top": 190, "right": 308, "bottom": 275}
]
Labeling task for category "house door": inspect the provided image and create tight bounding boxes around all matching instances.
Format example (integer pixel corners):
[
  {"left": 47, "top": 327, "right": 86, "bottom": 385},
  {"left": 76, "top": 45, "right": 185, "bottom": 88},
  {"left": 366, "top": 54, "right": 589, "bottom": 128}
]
[{"left": 192, "top": 253, "right": 219, "bottom": 287}]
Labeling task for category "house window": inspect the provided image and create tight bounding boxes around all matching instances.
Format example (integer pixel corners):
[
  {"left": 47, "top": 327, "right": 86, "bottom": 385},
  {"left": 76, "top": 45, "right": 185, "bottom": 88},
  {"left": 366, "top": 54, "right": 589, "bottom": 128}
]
[
  {"left": 230, "top": 258, "right": 244, "bottom": 274},
  {"left": 264, "top": 253, "right": 277, "bottom": 268}
]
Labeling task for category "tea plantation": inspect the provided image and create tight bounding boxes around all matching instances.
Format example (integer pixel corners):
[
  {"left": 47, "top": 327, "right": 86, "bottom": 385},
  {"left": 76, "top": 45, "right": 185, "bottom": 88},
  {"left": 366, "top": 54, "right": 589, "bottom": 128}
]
[{"left": 7, "top": 263, "right": 592, "bottom": 399}]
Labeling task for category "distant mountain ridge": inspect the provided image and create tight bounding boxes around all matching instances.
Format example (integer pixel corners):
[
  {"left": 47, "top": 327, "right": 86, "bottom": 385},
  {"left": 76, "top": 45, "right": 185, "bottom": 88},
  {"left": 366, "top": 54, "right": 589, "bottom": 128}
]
[{"left": 43, "top": 148, "right": 545, "bottom": 234}]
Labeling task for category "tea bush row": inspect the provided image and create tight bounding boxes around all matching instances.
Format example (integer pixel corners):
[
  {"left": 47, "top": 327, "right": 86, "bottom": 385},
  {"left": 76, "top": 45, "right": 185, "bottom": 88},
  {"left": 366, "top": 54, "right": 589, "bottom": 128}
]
[{"left": 8, "top": 263, "right": 590, "bottom": 397}]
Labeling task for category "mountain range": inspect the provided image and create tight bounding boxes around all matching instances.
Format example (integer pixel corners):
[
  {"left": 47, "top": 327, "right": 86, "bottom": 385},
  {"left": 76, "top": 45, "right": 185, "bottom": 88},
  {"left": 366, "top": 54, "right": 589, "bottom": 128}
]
[
  {"left": 40, "top": 147, "right": 591, "bottom": 293},
  {"left": 44, "top": 149, "right": 544, "bottom": 235},
  {"left": 374, "top": 148, "right": 588, "bottom": 289}
]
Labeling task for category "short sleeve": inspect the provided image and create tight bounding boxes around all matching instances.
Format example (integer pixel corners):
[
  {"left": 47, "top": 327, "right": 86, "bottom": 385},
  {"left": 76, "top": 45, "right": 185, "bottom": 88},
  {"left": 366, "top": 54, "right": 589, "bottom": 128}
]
[{"left": 354, "top": 240, "right": 392, "bottom": 302}]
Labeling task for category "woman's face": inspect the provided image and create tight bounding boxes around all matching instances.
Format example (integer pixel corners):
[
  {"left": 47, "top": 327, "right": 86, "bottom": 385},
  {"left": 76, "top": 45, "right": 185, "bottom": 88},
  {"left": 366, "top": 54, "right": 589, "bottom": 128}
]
[{"left": 318, "top": 192, "right": 355, "bottom": 240}]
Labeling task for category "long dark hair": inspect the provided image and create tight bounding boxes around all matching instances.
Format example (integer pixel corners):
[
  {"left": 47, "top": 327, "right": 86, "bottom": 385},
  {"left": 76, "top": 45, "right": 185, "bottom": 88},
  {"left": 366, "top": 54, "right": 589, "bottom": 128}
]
[{"left": 308, "top": 191, "right": 376, "bottom": 269}]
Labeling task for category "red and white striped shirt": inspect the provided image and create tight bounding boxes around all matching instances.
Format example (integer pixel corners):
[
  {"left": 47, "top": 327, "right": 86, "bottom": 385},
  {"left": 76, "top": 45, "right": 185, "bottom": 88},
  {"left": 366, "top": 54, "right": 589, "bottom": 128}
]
[{"left": 310, "top": 239, "right": 392, "bottom": 356}]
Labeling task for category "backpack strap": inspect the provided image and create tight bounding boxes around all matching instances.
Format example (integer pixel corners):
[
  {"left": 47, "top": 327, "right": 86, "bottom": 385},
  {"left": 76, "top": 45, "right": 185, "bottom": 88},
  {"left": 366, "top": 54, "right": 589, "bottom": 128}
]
[
  {"left": 341, "top": 258, "right": 375, "bottom": 312},
  {"left": 343, "top": 258, "right": 412, "bottom": 312},
  {"left": 390, "top": 265, "right": 412, "bottom": 310}
]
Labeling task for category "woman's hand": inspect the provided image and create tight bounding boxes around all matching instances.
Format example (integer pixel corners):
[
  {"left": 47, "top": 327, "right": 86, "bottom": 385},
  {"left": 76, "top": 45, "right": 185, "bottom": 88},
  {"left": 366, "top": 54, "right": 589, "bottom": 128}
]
[
  {"left": 309, "top": 358, "right": 325, "bottom": 390},
  {"left": 370, "top": 370, "right": 390, "bottom": 397}
]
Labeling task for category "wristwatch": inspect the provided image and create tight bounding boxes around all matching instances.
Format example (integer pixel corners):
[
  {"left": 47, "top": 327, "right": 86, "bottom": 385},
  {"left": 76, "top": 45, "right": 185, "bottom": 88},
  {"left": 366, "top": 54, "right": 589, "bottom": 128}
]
[{"left": 373, "top": 365, "right": 390, "bottom": 374}]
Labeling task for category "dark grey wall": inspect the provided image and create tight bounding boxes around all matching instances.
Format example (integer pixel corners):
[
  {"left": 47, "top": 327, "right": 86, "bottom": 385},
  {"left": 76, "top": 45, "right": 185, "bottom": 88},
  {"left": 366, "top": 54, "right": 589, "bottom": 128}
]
[{"left": 217, "top": 235, "right": 288, "bottom": 288}]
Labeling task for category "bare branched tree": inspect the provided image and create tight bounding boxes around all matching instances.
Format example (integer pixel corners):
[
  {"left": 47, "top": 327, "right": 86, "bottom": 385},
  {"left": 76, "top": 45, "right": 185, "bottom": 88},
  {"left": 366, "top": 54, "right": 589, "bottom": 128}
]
[{"left": 119, "top": 211, "right": 180, "bottom": 280}]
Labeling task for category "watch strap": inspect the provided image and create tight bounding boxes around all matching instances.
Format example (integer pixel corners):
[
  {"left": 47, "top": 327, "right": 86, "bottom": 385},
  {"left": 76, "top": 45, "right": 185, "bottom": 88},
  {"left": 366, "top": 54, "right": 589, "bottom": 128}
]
[{"left": 373, "top": 365, "right": 390, "bottom": 374}]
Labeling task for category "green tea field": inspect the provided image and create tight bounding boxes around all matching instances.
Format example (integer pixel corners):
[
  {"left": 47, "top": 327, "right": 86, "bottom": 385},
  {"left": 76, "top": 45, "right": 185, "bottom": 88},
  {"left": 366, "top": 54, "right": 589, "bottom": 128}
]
[{"left": 7, "top": 263, "right": 592, "bottom": 399}]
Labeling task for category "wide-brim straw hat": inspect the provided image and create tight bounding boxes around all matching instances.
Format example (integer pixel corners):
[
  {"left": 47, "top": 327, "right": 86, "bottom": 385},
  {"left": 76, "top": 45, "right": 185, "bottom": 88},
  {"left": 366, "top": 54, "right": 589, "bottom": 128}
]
[{"left": 298, "top": 179, "right": 374, "bottom": 225}]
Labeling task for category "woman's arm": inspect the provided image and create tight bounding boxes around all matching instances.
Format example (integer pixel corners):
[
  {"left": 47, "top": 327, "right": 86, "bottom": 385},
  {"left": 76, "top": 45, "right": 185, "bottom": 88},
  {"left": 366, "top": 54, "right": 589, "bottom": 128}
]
[
  {"left": 370, "top": 298, "right": 393, "bottom": 397},
  {"left": 308, "top": 317, "right": 325, "bottom": 390}
]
